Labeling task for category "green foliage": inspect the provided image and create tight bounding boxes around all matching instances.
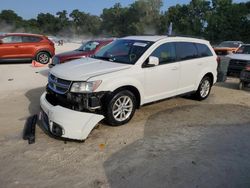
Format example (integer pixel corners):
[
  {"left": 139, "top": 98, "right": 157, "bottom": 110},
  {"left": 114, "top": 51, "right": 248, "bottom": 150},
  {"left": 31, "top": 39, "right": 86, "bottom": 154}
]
[{"left": 0, "top": 0, "right": 249, "bottom": 43}]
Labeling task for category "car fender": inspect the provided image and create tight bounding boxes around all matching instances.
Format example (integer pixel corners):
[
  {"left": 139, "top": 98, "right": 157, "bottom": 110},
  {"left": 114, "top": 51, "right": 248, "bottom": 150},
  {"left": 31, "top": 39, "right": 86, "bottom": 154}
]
[
  {"left": 196, "top": 67, "right": 217, "bottom": 90},
  {"left": 97, "top": 77, "right": 145, "bottom": 105}
]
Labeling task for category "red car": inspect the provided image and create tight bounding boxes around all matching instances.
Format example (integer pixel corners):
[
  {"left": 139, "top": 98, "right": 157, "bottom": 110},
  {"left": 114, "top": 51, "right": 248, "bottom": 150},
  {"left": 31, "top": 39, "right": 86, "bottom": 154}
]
[
  {"left": 50, "top": 39, "right": 114, "bottom": 67},
  {"left": 0, "top": 33, "right": 55, "bottom": 64}
]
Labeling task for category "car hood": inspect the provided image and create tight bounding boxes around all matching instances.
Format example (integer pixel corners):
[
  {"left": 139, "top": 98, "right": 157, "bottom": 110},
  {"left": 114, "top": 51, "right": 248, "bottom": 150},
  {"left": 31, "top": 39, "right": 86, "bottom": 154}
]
[
  {"left": 50, "top": 58, "right": 132, "bottom": 81},
  {"left": 227, "top": 54, "right": 250, "bottom": 61},
  {"left": 56, "top": 50, "right": 91, "bottom": 58}
]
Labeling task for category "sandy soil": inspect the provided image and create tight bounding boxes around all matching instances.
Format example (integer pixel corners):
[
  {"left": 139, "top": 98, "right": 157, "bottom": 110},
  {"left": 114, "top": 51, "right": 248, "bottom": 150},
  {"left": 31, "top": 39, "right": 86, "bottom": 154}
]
[{"left": 0, "top": 43, "right": 250, "bottom": 188}]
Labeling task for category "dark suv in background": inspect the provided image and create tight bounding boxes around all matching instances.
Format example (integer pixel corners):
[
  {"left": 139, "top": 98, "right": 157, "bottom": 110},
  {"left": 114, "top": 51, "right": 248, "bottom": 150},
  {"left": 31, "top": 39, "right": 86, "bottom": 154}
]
[
  {"left": 0, "top": 33, "right": 55, "bottom": 64},
  {"left": 50, "top": 38, "right": 113, "bottom": 67}
]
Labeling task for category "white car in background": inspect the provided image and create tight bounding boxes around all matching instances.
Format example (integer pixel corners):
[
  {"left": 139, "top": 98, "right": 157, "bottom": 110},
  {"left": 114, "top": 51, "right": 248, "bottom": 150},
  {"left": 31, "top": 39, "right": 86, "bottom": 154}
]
[{"left": 40, "top": 36, "right": 218, "bottom": 140}]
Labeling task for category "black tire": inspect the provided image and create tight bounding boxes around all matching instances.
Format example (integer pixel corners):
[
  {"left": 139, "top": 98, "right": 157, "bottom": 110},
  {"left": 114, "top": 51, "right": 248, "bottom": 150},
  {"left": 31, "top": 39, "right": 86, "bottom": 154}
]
[
  {"left": 194, "top": 76, "right": 212, "bottom": 101},
  {"left": 36, "top": 51, "right": 50, "bottom": 64},
  {"left": 105, "top": 90, "right": 136, "bottom": 126}
]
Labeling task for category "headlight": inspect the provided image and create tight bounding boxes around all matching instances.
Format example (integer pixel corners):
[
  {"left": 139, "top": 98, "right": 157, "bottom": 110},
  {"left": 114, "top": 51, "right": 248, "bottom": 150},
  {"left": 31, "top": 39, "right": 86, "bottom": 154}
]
[{"left": 70, "top": 80, "right": 102, "bottom": 93}]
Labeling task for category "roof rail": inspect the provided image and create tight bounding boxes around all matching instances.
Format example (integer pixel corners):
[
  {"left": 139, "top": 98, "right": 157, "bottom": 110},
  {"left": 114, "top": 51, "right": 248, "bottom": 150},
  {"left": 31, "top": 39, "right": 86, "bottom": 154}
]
[{"left": 167, "top": 34, "right": 205, "bottom": 40}]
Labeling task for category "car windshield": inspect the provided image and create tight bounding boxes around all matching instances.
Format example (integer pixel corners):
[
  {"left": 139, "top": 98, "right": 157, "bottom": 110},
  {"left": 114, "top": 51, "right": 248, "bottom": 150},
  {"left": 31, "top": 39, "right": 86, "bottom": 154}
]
[
  {"left": 236, "top": 45, "right": 250, "bottom": 54},
  {"left": 218, "top": 41, "right": 242, "bottom": 48},
  {"left": 93, "top": 39, "right": 153, "bottom": 64},
  {"left": 77, "top": 41, "right": 100, "bottom": 52}
]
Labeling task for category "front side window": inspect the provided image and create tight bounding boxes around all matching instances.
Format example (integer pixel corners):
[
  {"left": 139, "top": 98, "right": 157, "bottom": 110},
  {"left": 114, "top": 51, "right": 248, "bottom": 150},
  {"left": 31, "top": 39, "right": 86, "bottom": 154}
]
[
  {"left": 94, "top": 39, "right": 153, "bottom": 65},
  {"left": 2, "top": 36, "right": 22, "bottom": 43},
  {"left": 78, "top": 41, "right": 100, "bottom": 52},
  {"left": 150, "top": 43, "right": 176, "bottom": 64},
  {"left": 176, "top": 42, "right": 198, "bottom": 61}
]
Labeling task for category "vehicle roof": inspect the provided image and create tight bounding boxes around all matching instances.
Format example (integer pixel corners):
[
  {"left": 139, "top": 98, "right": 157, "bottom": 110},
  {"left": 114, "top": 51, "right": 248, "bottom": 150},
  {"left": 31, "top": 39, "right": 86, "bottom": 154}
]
[
  {"left": 2, "top": 33, "right": 45, "bottom": 37},
  {"left": 220, "top": 41, "right": 243, "bottom": 43},
  {"left": 122, "top": 35, "right": 209, "bottom": 43}
]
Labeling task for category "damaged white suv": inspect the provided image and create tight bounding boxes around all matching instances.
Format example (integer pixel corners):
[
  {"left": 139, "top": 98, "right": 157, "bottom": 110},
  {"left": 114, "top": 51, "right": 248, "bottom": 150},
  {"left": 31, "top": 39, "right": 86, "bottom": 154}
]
[{"left": 40, "top": 36, "right": 217, "bottom": 140}]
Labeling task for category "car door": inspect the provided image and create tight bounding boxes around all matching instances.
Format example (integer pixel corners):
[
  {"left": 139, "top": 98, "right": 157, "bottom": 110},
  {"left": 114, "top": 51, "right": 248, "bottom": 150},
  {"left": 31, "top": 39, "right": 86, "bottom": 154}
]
[
  {"left": 0, "top": 35, "right": 23, "bottom": 58},
  {"left": 143, "top": 42, "right": 180, "bottom": 103},
  {"left": 175, "top": 42, "right": 199, "bottom": 94},
  {"left": 21, "top": 36, "right": 42, "bottom": 57}
]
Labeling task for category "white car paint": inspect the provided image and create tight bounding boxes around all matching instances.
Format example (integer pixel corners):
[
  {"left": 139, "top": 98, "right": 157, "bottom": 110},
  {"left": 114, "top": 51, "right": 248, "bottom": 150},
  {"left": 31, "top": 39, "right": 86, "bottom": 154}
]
[
  {"left": 40, "top": 35, "right": 217, "bottom": 140},
  {"left": 40, "top": 93, "right": 104, "bottom": 140}
]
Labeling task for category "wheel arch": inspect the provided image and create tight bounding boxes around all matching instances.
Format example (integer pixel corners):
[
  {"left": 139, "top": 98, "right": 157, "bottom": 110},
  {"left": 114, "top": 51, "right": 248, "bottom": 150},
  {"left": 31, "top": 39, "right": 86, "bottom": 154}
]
[
  {"left": 35, "top": 49, "right": 53, "bottom": 59},
  {"left": 112, "top": 85, "right": 141, "bottom": 109}
]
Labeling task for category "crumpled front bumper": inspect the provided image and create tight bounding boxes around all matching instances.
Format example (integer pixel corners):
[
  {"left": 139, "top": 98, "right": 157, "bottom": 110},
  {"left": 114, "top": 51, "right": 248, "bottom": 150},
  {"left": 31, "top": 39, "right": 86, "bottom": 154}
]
[{"left": 40, "top": 92, "right": 104, "bottom": 140}]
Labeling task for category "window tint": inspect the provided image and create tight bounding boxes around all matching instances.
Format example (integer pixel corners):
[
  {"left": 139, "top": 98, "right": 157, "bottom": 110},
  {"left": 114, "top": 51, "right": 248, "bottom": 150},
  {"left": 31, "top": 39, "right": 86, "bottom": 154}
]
[
  {"left": 22, "top": 36, "right": 42, "bottom": 43},
  {"left": 151, "top": 43, "right": 176, "bottom": 64},
  {"left": 2, "top": 36, "right": 22, "bottom": 43},
  {"left": 176, "top": 42, "right": 198, "bottom": 61},
  {"left": 196, "top": 43, "right": 213, "bottom": 57}
]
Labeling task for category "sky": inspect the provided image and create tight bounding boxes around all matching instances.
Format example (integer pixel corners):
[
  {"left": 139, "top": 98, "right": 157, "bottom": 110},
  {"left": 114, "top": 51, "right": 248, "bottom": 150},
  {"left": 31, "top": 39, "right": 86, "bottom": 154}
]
[{"left": 0, "top": 0, "right": 248, "bottom": 19}]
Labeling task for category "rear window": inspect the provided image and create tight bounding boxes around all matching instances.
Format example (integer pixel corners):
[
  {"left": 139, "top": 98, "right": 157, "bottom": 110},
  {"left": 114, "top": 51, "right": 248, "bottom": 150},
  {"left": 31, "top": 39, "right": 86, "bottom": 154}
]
[
  {"left": 22, "top": 36, "right": 42, "bottom": 43},
  {"left": 196, "top": 43, "right": 213, "bottom": 57},
  {"left": 176, "top": 42, "right": 198, "bottom": 61}
]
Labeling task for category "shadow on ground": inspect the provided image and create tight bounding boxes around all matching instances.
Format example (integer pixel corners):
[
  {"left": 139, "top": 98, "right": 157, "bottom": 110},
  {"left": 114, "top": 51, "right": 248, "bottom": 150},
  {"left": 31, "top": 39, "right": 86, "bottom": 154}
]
[
  {"left": 104, "top": 104, "right": 250, "bottom": 188},
  {"left": 25, "top": 87, "right": 45, "bottom": 115}
]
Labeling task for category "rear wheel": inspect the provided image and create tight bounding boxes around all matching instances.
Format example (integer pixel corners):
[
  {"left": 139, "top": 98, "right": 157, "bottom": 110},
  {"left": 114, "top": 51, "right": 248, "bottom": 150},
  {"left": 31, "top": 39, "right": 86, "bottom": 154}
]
[
  {"left": 36, "top": 52, "right": 50, "bottom": 64},
  {"left": 105, "top": 90, "right": 136, "bottom": 126},
  {"left": 195, "top": 76, "right": 212, "bottom": 100}
]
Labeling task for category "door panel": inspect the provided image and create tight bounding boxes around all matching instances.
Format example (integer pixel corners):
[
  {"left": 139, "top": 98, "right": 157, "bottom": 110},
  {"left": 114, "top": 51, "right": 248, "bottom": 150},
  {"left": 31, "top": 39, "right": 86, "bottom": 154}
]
[
  {"left": 143, "top": 42, "right": 180, "bottom": 103},
  {"left": 144, "top": 62, "right": 180, "bottom": 103},
  {"left": 175, "top": 42, "right": 199, "bottom": 93}
]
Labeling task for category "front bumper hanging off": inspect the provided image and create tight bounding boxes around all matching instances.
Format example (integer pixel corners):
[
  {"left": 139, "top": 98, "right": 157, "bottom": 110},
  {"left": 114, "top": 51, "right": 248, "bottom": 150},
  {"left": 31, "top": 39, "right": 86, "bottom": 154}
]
[{"left": 40, "top": 92, "right": 104, "bottom": 140}]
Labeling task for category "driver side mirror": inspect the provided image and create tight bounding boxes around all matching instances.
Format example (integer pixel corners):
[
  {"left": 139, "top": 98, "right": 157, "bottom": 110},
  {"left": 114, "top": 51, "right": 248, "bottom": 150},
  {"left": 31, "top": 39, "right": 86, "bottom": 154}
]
[{"left": 147, "top": 56, "right": 159, "bottom": 67}]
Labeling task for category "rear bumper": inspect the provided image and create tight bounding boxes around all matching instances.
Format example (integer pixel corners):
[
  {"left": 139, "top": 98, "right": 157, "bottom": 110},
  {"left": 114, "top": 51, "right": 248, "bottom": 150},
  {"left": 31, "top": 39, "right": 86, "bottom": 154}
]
[{"left": 40, "top": 92, "right": 104, "bottom": 140}]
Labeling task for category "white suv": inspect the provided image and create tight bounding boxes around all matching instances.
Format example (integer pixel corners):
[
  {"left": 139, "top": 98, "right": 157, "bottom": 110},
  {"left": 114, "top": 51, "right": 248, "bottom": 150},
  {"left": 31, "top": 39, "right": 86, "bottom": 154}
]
[{"left": 40, "top": 36, "right": 217, "bottom": 140}]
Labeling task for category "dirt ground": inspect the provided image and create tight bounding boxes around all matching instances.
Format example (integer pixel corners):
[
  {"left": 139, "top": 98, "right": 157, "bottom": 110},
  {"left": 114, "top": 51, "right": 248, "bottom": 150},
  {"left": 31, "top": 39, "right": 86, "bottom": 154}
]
[{"left": 0, "top": 43, "right": 250, "bottom": 188}]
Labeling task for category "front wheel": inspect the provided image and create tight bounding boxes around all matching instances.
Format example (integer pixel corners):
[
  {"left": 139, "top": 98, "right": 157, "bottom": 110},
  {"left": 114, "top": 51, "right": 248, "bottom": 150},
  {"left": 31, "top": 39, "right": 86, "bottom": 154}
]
[
  {"left": 36, "top": 52, "right": 50, "bottom": 64},
  {"left": 105, "top": 90, "right": 136, "bottom": 126},
  {"left": 194, "top": 76, "right": 212, "bottom": 100}
]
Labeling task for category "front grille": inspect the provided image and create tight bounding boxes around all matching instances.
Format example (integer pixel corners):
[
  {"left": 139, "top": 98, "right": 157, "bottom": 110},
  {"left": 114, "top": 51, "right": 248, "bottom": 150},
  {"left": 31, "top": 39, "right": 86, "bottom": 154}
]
[
  {"left": 48, "top": 74, "right": 71, "bottom": 94},
  {"left": 228, "top": 59, "right": 248, "bottom": 75}
]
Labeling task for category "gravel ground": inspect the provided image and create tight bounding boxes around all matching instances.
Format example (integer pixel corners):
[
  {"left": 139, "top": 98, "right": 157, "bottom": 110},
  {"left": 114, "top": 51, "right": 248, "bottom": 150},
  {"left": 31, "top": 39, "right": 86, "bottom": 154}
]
[{"left": 0, "top": 43, "right": 250, "bottom": 188}]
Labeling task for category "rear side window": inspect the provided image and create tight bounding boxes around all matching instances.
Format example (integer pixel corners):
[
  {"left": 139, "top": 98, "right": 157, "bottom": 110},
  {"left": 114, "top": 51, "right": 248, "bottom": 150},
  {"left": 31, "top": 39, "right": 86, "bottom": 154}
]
[
  {"left": 176, "top": 42, "right": 198, "bottom": 61},
  {"left": 2, "top": 36, "right": 22, "bottom": 43},
  {"left": 196, "top": 43, "right": 213, "bottom": 57},
  {"left": 151, "top": 43, "right": 176, "bottom": 64},
  {"left": 22, "top": 36, "right": 42, "bottom": 43}
]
